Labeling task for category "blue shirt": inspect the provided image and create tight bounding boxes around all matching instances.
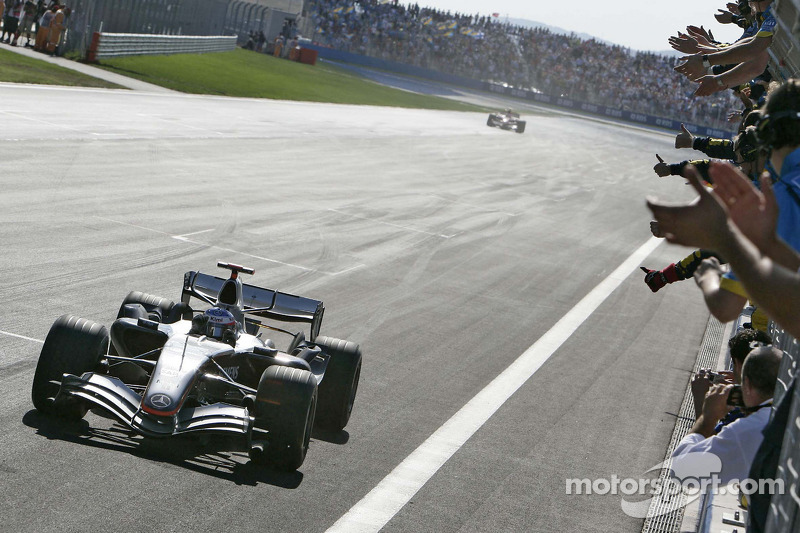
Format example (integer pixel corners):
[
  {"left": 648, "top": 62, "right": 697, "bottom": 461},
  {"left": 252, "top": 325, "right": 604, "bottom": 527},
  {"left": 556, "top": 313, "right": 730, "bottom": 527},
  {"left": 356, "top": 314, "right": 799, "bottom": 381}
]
[
  {"left": 715, "top": 407, "right": 745, "bottom": 433},
  {"left": 740, "top": 21, "right": 758, "bottom": 40},
  {"left": 756, "top": 6, "right": 776, "bottom": 38},
  {"left": 771, "top": 147, "right": 800, "bottom": 252},
  {"left": 722, "top": 147, "right": 800, "bottom": 290}
]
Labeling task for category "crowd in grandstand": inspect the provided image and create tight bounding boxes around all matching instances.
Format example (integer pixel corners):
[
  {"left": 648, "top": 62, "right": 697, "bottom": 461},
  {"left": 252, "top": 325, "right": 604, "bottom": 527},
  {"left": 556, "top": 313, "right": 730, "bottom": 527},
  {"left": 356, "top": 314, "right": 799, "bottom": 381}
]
[{"left": 304, "top": 0, "right": 738, "bottom": 129}]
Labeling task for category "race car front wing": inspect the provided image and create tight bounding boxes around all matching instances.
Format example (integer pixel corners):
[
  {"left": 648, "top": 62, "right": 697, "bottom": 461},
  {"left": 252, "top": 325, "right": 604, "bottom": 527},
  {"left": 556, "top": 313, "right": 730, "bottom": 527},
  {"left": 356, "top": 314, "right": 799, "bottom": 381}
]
[{"left": 55, "top": 372, "right": 252, "bottom": 438}]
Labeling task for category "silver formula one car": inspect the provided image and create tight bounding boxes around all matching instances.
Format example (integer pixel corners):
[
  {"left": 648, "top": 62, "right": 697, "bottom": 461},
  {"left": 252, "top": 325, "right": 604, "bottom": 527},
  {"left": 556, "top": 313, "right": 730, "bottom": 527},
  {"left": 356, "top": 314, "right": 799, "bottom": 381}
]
[
  {"left": 31, "top": 262, "right": 362, "bottom": 471},
  {"left": 486, "top": 109, "right": 526, "bottom": 133}
]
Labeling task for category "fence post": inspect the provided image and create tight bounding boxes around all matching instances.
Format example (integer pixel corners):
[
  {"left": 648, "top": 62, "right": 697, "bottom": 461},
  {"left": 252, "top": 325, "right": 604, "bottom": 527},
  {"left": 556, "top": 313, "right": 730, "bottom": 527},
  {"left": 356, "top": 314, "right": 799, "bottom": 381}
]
[{"left": 86, "top": 31, "right": 101, "bottom": 62}]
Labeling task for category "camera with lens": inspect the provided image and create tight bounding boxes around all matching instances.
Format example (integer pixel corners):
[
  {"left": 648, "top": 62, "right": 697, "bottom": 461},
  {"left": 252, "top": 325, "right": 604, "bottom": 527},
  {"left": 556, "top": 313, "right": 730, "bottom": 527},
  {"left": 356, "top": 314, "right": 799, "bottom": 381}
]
[{"left": 727, "top": 384, "right": 745, "bottom": 407}]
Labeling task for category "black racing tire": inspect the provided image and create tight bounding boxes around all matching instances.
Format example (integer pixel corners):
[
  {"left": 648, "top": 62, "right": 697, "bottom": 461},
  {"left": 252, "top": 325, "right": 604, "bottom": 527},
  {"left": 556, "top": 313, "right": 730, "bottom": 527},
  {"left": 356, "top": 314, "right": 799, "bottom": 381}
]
[
  {"left": 31, "top": 315, "right": 109, "bottom": 418},
  {"left": 117, "top": 291, "right": 175, "bottom": 323},
  {"left": 516, "top": 121, "right": 526, "bottom": 134},
  {"left": 487, "top": 115, "right": 496, "bottom": 127},
  {"left": 313, "top": 336, "right": 362, "bottom": 432},
  {"left": 250, "top": 365, "right": 317, "bottom": 471}
]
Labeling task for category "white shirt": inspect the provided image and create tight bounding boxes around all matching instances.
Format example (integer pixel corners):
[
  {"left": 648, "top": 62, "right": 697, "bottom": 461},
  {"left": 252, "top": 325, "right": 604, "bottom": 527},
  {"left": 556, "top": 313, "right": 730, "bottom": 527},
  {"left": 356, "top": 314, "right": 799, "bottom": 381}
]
[{"left": 671, "top": 402, "right": 772, "bottom": 484}]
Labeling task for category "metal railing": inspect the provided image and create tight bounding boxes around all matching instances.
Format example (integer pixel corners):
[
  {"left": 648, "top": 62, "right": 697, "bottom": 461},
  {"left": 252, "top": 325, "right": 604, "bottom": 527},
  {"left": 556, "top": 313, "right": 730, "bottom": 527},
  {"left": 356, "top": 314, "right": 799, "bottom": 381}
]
[
  {"left": 88, "top": 33, "right": 236, "bottom": 59},
  {"left": 764, "top": 322, "right": 800, "bottom": 533},
  {"left": 768, "top": 0, "right": 800, "bottom": 80}
]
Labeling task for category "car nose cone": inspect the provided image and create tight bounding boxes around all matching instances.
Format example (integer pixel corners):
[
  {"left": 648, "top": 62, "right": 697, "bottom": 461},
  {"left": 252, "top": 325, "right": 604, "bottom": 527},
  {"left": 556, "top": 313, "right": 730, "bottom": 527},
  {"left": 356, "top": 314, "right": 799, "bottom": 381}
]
[{"left": 150, "top": 393, "right": 172, "bottom": 409}]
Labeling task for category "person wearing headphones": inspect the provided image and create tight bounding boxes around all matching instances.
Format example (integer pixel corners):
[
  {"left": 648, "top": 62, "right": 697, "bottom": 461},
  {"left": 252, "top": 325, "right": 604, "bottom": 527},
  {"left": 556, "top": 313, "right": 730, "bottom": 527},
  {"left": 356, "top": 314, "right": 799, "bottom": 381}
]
[{"left": 647, "top": 79, "right": 800, "bottom": 338}]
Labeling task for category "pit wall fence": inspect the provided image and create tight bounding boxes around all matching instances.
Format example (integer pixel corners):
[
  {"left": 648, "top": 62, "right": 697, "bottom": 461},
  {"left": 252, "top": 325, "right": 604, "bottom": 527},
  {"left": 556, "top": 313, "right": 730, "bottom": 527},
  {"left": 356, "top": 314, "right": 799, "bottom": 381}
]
[
  {"left": 762, "top": 321, "right": 800, "bottom": 532},
  {"left": 768, "top": 0, "right": 800, "bottom": 83}
]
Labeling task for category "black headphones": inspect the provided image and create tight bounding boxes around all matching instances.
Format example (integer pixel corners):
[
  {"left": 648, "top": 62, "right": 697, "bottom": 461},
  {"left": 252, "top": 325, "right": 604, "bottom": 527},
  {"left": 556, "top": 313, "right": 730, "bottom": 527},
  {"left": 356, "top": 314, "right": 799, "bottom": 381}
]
[
  {"left": 754, "top": 111, "right": 800, "bottom": 147},
  {"left": 738, "top": 0, "right": 751, "bottom": 17},
  {"left": 735, "top": 128, "right": 760, "bottom": 162}
]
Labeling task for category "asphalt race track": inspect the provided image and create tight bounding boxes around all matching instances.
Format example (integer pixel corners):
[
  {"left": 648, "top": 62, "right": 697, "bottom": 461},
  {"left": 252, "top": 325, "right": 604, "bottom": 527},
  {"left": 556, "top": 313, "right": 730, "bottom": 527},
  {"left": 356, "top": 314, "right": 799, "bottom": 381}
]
[{"left": 0, "top": 82, "right": 712, "bottom": 533}]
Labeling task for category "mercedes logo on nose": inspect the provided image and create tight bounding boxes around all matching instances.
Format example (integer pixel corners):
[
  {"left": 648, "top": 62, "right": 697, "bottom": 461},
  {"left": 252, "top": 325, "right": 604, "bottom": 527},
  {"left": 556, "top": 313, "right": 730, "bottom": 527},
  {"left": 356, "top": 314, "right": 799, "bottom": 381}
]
[{"left": 150, "top": 394, "right": 172, "bottom": 409}]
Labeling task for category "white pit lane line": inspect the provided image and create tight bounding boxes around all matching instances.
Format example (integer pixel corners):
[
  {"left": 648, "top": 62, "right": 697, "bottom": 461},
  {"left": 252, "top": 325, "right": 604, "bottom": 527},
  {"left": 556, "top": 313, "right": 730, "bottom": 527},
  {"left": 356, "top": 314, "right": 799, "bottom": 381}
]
[{"left": 326, "top": 236, "right": 664, "bottom": 533}]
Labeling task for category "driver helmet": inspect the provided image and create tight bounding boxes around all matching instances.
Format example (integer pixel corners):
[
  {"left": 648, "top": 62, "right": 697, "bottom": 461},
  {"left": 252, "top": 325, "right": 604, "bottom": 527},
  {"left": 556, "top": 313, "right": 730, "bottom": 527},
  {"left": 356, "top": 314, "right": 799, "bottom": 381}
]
[{"left": 204, "top": 307, "right": 237, "bottom": 341}]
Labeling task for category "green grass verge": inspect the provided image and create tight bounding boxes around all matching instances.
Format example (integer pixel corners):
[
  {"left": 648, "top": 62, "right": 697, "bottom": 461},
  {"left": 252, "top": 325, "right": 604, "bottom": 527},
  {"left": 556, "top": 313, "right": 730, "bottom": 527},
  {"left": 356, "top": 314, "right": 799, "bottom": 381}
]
[
  {"left": 96, "top": 48, "right": 486, "bottom": 111},
  {"left": 0, "top": 48, "right": 125, "bottom": 88}
]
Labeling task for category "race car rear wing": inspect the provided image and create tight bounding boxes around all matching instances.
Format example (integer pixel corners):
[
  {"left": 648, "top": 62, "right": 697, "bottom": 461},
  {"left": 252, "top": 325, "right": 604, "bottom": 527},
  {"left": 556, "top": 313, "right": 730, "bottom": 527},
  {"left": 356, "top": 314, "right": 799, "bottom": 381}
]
[{"left": 181, "top": 271, "right": 324, "bottom": 340}]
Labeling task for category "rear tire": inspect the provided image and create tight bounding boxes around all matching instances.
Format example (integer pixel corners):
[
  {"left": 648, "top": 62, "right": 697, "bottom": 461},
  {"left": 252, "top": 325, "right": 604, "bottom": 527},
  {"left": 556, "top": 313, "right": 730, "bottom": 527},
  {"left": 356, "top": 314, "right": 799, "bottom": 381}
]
[
  {"left": 31, "top": 315, "right": 109, "bottom": 418},
  {"left": 250, "top": 365, "right": 317, "bottom": 471},
  {"left": 314, "top": 336, "right": 362, "bottom": 432},
  {"left": 117, "top": 291, "right": 176, "bottom": 323},
  {"left": 516, "top": 121, "right": 526, "bottom": 134}
]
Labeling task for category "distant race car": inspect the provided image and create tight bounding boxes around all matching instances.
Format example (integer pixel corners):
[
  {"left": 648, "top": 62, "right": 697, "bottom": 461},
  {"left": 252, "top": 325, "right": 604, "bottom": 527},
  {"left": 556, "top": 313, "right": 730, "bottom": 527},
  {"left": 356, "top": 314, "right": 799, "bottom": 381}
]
[
  {"left": 31, "top": 262, "right": 362, "bottom": 471},
  {"left": 486, "top": 109, "right": 526, "bottom": 133}
]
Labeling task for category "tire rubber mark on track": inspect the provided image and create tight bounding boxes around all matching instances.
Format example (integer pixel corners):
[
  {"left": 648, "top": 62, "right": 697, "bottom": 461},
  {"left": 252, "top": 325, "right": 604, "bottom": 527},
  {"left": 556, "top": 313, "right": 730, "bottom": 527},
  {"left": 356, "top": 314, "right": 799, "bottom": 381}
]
[
  {"left": 95, "top": 216, "right": 364, "bottom": 276},
  {"left": 428, "top": 194, "right": 520, "bottom": 217},
  {"left": 0, "top": 359, "right": 38, "bottom": 379},
  {"left": 325, "top": 236, "right": 664, "bottom": 533},
  {"left": 327, "top": 209, "right": 458, "bottom": 239}
]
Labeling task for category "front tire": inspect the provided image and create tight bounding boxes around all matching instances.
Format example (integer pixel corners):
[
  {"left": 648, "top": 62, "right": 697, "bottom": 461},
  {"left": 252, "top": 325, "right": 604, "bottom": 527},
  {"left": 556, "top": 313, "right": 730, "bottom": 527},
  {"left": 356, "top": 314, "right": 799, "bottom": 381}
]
[
  {"left": 249, "top": 365, "right": 317, "bottom": 471},
  {"left": 31, "top": 315, "right": 109, "bottom": 418},
  {"left": 314, "top": 336, "right": 362, "bottom": 432}
]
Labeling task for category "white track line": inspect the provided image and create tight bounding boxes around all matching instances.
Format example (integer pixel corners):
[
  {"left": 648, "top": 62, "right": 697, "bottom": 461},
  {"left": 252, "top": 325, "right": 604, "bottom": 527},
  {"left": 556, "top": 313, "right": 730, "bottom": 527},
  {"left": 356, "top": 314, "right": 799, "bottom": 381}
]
[
  {"left": 0, "top": 330, "right": 44, "bottom": 344},
  {"left": 173, "top": 228, "right": 216, "bottom": 239},
  {"left": 326, "top": 236, "right": 664, "bottom": 533},
  {"left": 94, "top": 216, "right": 364, "bottom": 276}
]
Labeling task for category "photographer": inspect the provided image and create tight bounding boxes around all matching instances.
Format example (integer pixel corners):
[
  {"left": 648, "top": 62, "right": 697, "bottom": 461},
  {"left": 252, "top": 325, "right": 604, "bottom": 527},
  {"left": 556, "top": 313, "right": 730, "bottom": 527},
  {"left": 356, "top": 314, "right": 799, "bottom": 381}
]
[
  {"left": 671, "top": 345, "right": 782, "bottom": 484},
  {"left": 690, "top": 327, "right": 773, "bottom": 421}
]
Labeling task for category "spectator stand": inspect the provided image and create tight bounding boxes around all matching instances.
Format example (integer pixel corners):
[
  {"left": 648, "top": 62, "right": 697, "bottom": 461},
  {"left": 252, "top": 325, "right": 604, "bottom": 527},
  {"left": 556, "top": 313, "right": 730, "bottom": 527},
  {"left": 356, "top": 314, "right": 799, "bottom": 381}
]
[
  {"left": 301, "top": 42, "right": 736, "bottom": 139},
  {"left": 305, "top": 0, "right": 739, "bottom": 133}
]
